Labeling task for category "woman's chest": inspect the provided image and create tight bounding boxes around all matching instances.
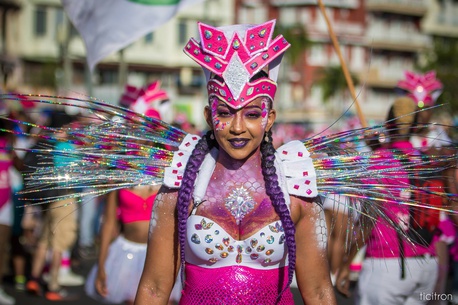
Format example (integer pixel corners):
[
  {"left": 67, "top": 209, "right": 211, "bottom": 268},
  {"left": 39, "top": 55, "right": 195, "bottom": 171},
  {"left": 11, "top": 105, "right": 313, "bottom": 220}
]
[{"left": 196, "top": 178, "right": 279, "bottom": 240}]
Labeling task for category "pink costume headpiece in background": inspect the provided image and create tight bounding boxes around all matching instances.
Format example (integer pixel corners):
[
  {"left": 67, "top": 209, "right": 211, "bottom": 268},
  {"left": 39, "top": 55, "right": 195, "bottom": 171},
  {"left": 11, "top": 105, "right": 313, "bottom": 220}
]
[
  {"left": 119, "top": 80, "right": 169, "bottom": 119},
  {"left": 183, "top": 20, "right": 290, "bottom": 109},
  {"left": 396, "top": 70, "right": 443, "bottom": 108}
]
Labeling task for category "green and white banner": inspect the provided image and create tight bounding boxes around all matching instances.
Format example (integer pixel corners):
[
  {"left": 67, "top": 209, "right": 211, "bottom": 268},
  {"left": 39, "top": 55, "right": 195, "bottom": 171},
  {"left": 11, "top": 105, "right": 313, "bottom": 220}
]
[{"left": 62, "top": 0, "right": 204, "bottom": 71}]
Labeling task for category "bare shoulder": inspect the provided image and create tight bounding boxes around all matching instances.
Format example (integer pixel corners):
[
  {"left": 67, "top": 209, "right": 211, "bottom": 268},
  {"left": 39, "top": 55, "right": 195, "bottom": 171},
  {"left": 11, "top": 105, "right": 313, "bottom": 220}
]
[
  {"left": 289, "top": 195, "right": 322, "bottom": 224},
  {"left": 153, "top": 185, "right": 179, "bottom": 214}
]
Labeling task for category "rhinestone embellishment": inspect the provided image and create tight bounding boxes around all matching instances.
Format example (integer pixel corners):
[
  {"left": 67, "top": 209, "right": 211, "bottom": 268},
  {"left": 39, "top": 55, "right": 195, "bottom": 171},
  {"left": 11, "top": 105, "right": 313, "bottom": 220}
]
[{"left": 225, "top": 186, "right": 256, "bottom": 224}]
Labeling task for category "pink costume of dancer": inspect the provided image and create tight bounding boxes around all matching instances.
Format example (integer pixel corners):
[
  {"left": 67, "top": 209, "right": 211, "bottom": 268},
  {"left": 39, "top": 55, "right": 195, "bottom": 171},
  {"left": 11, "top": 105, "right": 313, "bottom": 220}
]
[
  {"left": 117, "top": 189, "right": 156, "bottom": 223},
  {"left": 365, "top": 140, "right": 434, "bottom": 259},
  {"left": 0, "top": 138, "right": 12, "bottom": 210}
]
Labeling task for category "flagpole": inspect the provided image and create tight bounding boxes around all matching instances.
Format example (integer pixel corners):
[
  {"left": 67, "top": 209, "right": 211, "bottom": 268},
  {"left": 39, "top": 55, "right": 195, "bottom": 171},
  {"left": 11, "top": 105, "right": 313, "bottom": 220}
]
[
  {"left": 118, "top": 48, "right": 128, "bottom": 92},
  {"left": 316, "top": 0, "right": 367, "bottom": 128}
]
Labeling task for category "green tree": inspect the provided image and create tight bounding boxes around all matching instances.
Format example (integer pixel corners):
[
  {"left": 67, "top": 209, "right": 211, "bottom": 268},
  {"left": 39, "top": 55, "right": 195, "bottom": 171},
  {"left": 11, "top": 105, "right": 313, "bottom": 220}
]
[
  {"left": 274, "top": 23, "right": 311, "bottom": 65},
  {"left": 418, "top": 36, "right": 458, "bottom": 115},
  {"left": 316, "top": 65, "right": 359, "bottom": 103}
]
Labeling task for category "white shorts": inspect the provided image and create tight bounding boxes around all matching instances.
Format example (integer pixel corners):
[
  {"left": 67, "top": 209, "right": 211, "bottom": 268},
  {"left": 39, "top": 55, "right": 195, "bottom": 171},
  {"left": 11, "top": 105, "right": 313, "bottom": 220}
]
[
  {"left": 85, "top": 235, "right": 147, "bottom": 304},
  {"left": 356, "top": 256, "right": 438, "bottom": 305},
  {"left": 0, "top": 200, "right": 13, "bottom": 226}
]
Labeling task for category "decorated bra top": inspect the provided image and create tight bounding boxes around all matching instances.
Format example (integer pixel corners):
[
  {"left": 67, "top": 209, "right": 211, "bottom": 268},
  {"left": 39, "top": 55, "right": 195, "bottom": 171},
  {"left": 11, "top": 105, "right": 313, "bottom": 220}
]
[
  {"left": 163, "top": 134, "right": 317, "bottom": 269},
  {"left": 117, "top": 188, "right": 156, "bottom": 224},
  {"left": 185, "top": 215, "right": 287, "bottom": 269},
  {"left": 183, "top": 20, "right": 290, "bottom": 109}
]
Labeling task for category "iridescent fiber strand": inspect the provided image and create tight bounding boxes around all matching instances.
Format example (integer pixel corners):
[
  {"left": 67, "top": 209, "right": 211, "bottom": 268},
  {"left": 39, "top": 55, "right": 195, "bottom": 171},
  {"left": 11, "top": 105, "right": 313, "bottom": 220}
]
[{"left": 1, "top": 93, "right": 457, "bottom": 252}]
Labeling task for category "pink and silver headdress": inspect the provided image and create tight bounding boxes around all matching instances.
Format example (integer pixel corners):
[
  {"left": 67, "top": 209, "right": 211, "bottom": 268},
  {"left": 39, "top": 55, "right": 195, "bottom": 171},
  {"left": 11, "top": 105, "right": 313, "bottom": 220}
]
[
  {"left": 396, "top": 70, "right": 443, "bottom": 108},
  {"left": 120, "top": 81, "right": 169, "bottom": 119},
  {"left": 183, "top": 20, "right": 290, "bottom": 109}
]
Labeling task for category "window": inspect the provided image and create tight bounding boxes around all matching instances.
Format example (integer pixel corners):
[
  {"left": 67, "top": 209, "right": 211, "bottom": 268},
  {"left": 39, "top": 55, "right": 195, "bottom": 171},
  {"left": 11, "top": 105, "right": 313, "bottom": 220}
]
[
  {"left": 178, "top": 20, "right": 188, "bottom": 45},
  {"left": 144, "top": 32, "right": 154, "bottom": 44},
  {"left": 35, "top": 6, "right": 47, "bottom": 37},
  {"left": 55, "top": 8, "right": 64, "bottom": 40}
]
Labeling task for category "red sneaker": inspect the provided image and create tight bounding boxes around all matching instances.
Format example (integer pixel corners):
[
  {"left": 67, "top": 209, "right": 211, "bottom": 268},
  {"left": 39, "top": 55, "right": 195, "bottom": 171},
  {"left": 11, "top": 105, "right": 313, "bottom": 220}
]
[
  {"left": 45, "top": 288, "right": 79, "bottom": 301},
  {"left": 26, "top": 279, "right": 43, "bottom": 296}
]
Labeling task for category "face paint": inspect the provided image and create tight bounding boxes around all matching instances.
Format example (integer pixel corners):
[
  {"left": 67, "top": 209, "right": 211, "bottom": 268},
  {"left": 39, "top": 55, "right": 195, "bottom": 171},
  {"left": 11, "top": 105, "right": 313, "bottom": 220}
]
[
  {"left": 261, "top": 98, "right": 269, "bottom": 128},
  {"left": 311, "top": 204, "right": 328, "bottom": 250},
  {"left": 211, "top": 97, "right": 231, "bottom": 131}
]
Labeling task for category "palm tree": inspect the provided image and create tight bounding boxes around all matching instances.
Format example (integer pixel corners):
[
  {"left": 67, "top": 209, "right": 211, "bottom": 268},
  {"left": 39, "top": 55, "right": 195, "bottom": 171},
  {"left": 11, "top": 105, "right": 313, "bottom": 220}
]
[
  {"left": 274, "top": 23, "right": 311, "bottom": 65},
  {"left": 316, "top": 65, "right": 359, "bottom": 103},
  {"left": 418, "top": 36, "right": 458, "bottom": 115}
]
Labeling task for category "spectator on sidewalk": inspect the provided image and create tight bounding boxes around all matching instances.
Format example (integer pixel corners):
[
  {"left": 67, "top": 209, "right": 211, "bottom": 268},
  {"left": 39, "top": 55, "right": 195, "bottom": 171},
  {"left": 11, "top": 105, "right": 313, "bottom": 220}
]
[{"left": 25, "top": 111, "right": 81, "bottom": 301}]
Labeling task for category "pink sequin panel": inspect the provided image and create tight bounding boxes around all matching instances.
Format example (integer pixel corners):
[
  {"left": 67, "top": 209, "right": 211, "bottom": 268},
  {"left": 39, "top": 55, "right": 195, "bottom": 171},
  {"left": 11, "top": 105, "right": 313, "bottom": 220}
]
[{"left": 179, "top": 264, "right": 294, "bottom": 305}]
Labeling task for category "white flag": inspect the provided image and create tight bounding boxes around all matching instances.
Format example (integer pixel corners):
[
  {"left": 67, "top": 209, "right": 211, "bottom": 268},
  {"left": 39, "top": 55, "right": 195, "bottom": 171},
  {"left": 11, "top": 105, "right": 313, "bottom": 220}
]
[{"left": 62, "top": 0, "right": 205, "bottom": 71}]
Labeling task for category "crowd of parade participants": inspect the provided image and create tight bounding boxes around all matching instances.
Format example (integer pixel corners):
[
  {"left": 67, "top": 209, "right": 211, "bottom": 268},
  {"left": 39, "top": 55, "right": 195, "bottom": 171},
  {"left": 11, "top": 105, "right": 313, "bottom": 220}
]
[{"left": 0, "top": 20, "right": 457, "bottom": 305}]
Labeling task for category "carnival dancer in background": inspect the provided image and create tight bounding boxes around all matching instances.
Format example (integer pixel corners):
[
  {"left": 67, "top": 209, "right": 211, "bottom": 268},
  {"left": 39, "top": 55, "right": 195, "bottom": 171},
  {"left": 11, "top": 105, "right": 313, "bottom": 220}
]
[
  {"left": 397, "top": 70, "right": 457, "bottom": 305},
  {"left": 25, "top": 111, "right": 81, "bottom": 301},
  {"left": 85, "top": 83, "right": 177, "bottom": 305},
  {"left": 336, "top": 96, "right": 441, "bottom": 305}
]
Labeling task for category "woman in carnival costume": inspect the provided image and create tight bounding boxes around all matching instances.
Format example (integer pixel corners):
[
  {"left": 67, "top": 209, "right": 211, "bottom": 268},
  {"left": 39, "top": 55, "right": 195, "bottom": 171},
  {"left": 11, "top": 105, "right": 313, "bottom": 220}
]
[
  {"left": 134, "top": 20, "right": 336, "bottom": 304},
  {"left": 2, "top": 20, "right": 458, "bottom": 305}
]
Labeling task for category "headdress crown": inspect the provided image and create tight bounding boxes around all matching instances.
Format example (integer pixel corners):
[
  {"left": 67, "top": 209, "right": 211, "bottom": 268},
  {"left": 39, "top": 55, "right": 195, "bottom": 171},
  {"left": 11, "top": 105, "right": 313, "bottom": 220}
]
[
  {"left": 396, "top": 70, "right": 443, "bottom": 108},
  {"left": 183, "top": 20, "right": 290, "bottom": 109}
]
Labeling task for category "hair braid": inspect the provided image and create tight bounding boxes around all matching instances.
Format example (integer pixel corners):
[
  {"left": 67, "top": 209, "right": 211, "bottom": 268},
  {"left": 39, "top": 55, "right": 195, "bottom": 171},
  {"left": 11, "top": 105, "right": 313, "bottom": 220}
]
[
  {"left": 260, "top": 129, "right": 296, "bottom": 297},
  {"left": 177, "top": 131, "right": 214, "bottom": 284}
]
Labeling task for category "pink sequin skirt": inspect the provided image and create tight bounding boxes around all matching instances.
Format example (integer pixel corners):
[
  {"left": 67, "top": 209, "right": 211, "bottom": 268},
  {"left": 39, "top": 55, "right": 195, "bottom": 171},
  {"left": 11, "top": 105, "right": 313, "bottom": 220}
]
[{"left": 179, "top": 264, "right": 294, "bottom": 305}]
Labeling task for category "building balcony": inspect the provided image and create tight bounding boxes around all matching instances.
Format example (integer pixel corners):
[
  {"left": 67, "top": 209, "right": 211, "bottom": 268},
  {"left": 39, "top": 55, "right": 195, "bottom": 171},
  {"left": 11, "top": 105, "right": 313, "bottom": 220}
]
[
  {"left": 366, "top": 26, "right": 431, "bottom": 51},
  {"left": 270, "top": 0, "right": 358, "bottom": 9},
  {"left": 361, "top": 64, "right": 413, "bottom": 88},
  {"left": 0, "top": 0, "right": 21, "bottom": 10},
  {"left": 366, "top": 39, "right": 428, "bottom": 52},
  {"left": 422, "top": 5, "right": 458, "bottom": 37},
  {"left": 366, "top": 0, "right": 427, "bottom": 16}
]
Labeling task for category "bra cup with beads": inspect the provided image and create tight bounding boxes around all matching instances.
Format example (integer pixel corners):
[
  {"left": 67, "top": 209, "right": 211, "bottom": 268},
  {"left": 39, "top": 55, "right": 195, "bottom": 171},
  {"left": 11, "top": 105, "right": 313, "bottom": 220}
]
[{"left": 185, "top": 215, "right": 288, "bottom": 270}]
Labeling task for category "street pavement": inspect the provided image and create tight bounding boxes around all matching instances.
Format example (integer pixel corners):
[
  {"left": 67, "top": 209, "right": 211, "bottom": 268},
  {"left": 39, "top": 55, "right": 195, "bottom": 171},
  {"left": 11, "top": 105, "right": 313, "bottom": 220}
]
[{"left": 4, "top": 258, "right": 356, "bottom": 305}]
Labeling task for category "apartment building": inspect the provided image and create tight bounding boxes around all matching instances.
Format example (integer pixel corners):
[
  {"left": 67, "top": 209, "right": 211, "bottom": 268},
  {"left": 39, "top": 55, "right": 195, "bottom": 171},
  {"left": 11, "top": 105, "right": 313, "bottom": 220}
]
[
  {"left": 1, "top": 0, "right": 457, "bottom": 127},
  {"left": 363, "top": 0, "right": 431, "bottom": 119},
  {"left": 236, "top": 0, "right": 458, "bottom": 128}
]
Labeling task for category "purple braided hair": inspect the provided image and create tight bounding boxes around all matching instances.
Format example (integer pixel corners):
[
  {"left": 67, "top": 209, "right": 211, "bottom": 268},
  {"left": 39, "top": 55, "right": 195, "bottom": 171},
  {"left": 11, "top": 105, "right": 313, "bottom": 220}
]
[
  {"left": 177, "top": 131, "right": 214, "bottom": 284},
  {"left": 260, "top": 129, "right": 297, "bottom": 296}
]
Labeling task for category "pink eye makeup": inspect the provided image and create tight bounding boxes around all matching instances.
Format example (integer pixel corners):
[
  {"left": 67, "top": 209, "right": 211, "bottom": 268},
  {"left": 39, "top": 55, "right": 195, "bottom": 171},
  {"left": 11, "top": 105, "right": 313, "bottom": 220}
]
[{"left": 211, "top": 97, "right": 230, "bottom": 131}]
